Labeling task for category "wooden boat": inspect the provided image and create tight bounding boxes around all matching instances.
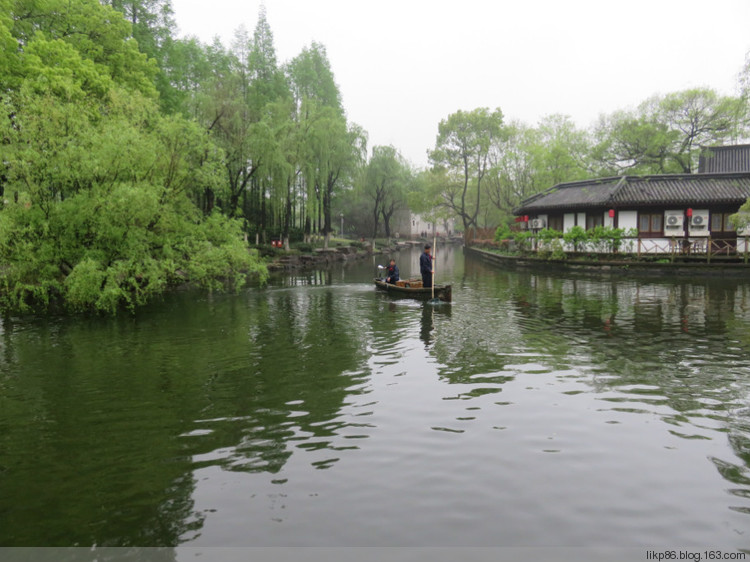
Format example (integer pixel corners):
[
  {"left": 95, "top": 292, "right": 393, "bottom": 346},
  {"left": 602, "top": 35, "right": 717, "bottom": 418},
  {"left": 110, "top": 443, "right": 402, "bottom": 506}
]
[{"left": 374, "top": 278, "right": 452, "bottom": 302}]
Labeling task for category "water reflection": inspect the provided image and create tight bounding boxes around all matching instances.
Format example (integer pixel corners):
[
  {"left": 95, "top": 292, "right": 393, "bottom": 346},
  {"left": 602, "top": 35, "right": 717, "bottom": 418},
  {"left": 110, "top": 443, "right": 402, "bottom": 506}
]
[
  {"left": 419, "top": 303, "right": 452, "bottom": 349},
  {"left": 479, "top": 268, "right": 750, "bottom": 525},
  {"left": 2, "top": 246, "right": 750, "bottom": 547},
  {"left": 0, "top": 285, "right": 372, "bottom": 546},
  {"left": 187, "top": 288, "right": 371, "bottom": 477}
]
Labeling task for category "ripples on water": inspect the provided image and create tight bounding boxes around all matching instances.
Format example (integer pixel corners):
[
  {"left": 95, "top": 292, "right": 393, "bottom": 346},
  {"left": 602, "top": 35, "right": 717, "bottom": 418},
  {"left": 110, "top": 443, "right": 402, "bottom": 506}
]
[{"left": 1, "top": 247, "right": 750, "bottom": 548}]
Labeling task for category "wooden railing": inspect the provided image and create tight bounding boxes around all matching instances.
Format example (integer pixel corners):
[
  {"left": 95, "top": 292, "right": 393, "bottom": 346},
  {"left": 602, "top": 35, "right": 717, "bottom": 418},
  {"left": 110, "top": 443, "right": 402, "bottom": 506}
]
[
  {"left": 634, "top": 237, "right": 749, "bottom": 262},
  {"left": 492, "top": 234, "right": 750, "bottom": 263}
]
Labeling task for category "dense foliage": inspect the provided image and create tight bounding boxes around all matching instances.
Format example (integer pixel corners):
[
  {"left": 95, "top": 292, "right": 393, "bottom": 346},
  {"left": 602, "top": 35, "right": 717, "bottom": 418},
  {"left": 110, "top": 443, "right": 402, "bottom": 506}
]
[
  {"left": 494, "top": 224, "right": 638, "bottom": 257},
  {"left": 0, "top": 0, "right": 267, "bottom": 313}
]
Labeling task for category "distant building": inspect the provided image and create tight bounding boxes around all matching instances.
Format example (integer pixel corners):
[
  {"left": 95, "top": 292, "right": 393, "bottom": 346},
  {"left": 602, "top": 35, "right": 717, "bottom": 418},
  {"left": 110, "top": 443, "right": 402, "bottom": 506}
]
[
  {"left": 408, "top": 214, "right": 457, "bottom": 239},
  {"left": 698, "top": 144, "right": 750, "bottom": 173},
  {"left": 514, "top": 145, "right": 750, "bottom": 255}
]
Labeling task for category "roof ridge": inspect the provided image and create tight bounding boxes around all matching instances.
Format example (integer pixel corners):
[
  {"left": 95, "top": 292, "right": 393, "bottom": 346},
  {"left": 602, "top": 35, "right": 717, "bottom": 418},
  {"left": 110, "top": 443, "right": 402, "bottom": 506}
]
[
  {"left": 606, "top": 176, "right": 628, "bottom": 206},
  {"left": 514, "top": 173, "right": 750, "bottom": 215},
  {"left": 701, "top": 143, "right": 750, "bottom": 150}
]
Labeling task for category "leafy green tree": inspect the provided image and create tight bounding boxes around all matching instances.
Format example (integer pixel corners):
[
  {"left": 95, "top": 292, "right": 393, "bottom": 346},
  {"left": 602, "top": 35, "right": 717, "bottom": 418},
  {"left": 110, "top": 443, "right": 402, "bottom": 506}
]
[
  {"left": 101, "top": 0, "right": 180, "bottom": 110},
  {"left": 485, "top": 122, "right": 539, "bottom": 220},
  {"left": 591, "top": 109, "right": 674, "bottom": 175},
  {"left": 363, "top": 145, "right": 410, "bottom": 239},
  {"left": 305, "top": 107, "right": 366, "bottom": 247},
  {"left": 0, "top": 0, "right": 266, "bottom": 314},
  {"left": 407, "top": 168, "right": 462, "bottom": 236},
  {"left": 103, "top": 0, "right": 175, "bottom": 56},
  {"left": 7, "top": 0, "right": 158, "bottom": 98},
  {"left": 248, "top": 5, "right": 290, "bottom": 114},
  {"left": 286, "top": 42, "right": 343, "bottom": 115},
  {"left": 429, "top": 107, "right": 504, "bottom": 243},
  {"left": 659, "top": 89, "right": 746, "bottom": 172},
  {"left": 158, "top": 36, "right": 212, "bottom": 117},
  {"left": 531, "top": 114, "right": 592, "bottom": 185},
  {"left": 286, "top": 43, "right": 363, "bottom": 247},
  {"left": 593, "top": 88, "right": 747, "bottom": 174}
]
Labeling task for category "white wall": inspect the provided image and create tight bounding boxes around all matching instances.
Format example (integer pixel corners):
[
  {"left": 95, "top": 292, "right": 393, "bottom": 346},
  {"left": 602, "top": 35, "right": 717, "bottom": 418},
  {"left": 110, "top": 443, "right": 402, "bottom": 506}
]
[
  {"left": 563, "top": 213, "right": 576, "bottom": 232},
  {"left": 409, "top": 214, "right": 456, "bottom": 238},
  {"left": 618, "top": 210, "right": 638, "bottom": 231}
]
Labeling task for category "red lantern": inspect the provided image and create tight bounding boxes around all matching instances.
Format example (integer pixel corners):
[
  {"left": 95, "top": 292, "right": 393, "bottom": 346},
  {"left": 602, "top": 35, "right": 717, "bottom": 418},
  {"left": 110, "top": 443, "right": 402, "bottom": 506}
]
[
  {"left": 608, "top": 209, "right": 615, "bottom": 218},
  {"left": 524, "top": 215, "right": 529, "bottom": 222},
  {"left": 686, "top": 208, "right": 693, "bottom": 217}
]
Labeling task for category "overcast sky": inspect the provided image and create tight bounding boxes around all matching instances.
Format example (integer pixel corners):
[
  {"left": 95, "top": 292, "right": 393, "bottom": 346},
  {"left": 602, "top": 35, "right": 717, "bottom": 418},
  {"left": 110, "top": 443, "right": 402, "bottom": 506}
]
[{"left": 170, "top": 0, "right": 750, "bottom": 168}]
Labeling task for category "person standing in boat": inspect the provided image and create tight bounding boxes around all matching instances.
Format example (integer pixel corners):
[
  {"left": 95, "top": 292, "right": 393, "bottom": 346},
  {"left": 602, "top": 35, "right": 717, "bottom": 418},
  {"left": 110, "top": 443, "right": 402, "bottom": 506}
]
[
  {"left": 385, "top": 259, "right": 400, "bottom": 284},
  {"left": 420, "top": 244, "right": 433, "bottom": 288}
]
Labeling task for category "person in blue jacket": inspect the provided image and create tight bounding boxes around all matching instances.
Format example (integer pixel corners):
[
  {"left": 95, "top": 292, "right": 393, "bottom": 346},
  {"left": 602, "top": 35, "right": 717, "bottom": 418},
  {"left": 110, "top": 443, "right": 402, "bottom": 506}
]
[
  {"left": 385, "top": 259, "right": 399, "bottom": 284},
  {"left": 420, "top": 244, "right": 433, "bottom": 287}
]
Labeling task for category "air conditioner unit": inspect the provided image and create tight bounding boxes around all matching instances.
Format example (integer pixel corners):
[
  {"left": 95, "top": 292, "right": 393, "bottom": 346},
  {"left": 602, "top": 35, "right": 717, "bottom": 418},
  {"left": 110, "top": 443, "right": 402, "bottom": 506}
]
[
  {"left": 664, "top": 210, "right": 684, "bottom": 230},
  {"left": 530, "top": 218, "right": 546, "bottom": 229},
  {"left": 688, "top": 210, "right": 709, "bottom": 236}
]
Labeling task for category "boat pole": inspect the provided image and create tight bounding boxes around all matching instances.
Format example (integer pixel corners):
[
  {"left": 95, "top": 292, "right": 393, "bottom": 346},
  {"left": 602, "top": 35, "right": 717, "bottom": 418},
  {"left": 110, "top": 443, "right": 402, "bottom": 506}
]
[{"left": 431, "top": 233, "right": 436, "bottom": 301}]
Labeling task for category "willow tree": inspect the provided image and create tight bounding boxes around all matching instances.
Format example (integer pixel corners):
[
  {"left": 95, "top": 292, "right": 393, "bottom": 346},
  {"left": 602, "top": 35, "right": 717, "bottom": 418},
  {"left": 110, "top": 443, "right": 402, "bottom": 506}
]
[
  {"left": 305, "top": 106, "right": 366, "bottom": 248},
  {"left": 363, "top": 145, "right": 410, "bottom": 239},
  {"left": 429, "top": 107, "right": 504, "bottom": 242},
  {"left": 286, "top": 42, "right": 358, "bottom": 245},
  {"left": 0, "top": 0, "right": 266, "bottom": 314}
]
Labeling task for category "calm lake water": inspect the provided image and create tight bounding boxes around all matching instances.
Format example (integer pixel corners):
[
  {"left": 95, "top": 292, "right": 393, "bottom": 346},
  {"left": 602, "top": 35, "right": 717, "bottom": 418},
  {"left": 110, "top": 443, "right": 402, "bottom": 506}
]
[{"left": 1, "top": 245, "right": 750, "bottom": 548}]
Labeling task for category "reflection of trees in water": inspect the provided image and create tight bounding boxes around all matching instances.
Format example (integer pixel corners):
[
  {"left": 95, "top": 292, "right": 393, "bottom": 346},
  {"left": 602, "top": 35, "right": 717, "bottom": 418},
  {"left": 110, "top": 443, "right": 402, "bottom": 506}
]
[
  {"left": 506, "top": 274, "right": 750, "bottom": 391},
  {"left": 500, "top": 272, "right": 750, "bottom": 509},
  {"left": 0, "top": 288, "right": 369, "bottom": 546},
  {"left": 215, "top": 289, "right": 368, "bottom": 470},
  {"left": 0, "top": 313, "right": 203, "bottom": 546},
  {"left": 710, "top": 409, "right": 750, "bottom": 516},
  {"left": 276, "top": 269, "right": 335, "bottom": 288}
]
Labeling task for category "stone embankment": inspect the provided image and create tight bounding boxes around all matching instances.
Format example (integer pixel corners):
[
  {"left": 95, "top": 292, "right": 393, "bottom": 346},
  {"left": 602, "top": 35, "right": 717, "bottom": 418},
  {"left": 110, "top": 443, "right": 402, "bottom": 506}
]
[{"left": 267, "top": 245, "right": 372, "bottom": 271}]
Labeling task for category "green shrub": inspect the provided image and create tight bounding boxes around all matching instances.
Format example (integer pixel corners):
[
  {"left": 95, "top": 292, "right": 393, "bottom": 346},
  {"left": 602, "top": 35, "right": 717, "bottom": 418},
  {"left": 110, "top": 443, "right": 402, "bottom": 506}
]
[
  {"left": 494, "top": 224, "right": 513, "bottom": 242},
  {"left": 563, "top": 226, "right": 587, "bottom": 252},
  {"left": 512, "top": 230, "right": 534, "bottom": 251},
  {"left": 537, "top": 228, "right": 564, "bottom": 242},
  {"left": 549, "top": 239, "right": 567, "bottom": 260}
]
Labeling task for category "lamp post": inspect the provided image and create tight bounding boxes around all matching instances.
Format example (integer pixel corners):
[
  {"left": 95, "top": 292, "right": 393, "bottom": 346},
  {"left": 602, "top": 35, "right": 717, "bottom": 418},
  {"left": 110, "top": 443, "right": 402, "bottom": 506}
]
[{"left": 340, "top": 213, "right": 344, "bottom": 238}]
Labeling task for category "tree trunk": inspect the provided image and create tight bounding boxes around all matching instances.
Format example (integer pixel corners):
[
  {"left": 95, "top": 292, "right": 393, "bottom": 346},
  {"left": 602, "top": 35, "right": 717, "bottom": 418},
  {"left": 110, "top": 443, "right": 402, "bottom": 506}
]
[
  {"left": 283, "top": 181, "right": 292, "bottom": 252},
  {"left": 382, "top": 208, "right": 393, "bottom": 238}
]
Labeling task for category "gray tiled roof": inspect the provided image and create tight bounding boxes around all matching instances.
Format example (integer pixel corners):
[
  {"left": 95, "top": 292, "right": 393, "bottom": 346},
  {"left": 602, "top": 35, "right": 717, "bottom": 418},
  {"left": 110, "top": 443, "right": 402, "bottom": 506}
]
[
  {"left": 698, "top": 145, "right": 750, "bottom": 173},
  {"left": 514, "top": 173, "right": 750, "bottom": 214}
]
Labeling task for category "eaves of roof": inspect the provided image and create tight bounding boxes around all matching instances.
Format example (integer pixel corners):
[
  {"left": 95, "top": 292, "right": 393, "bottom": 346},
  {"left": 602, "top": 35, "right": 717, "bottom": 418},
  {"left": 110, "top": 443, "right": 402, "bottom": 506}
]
[{"left": 513, "top": 172, "right": 750, "bottom": 215}]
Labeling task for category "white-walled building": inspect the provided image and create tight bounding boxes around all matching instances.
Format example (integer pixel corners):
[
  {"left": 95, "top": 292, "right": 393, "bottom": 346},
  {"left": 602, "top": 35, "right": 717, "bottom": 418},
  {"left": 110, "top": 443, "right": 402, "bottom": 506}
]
[
  {"left": 408, "top": 214, "right": 457, "bottom": 239},
  {"left": 514, "top": 146, "right": 750, "bottom": 255}
]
